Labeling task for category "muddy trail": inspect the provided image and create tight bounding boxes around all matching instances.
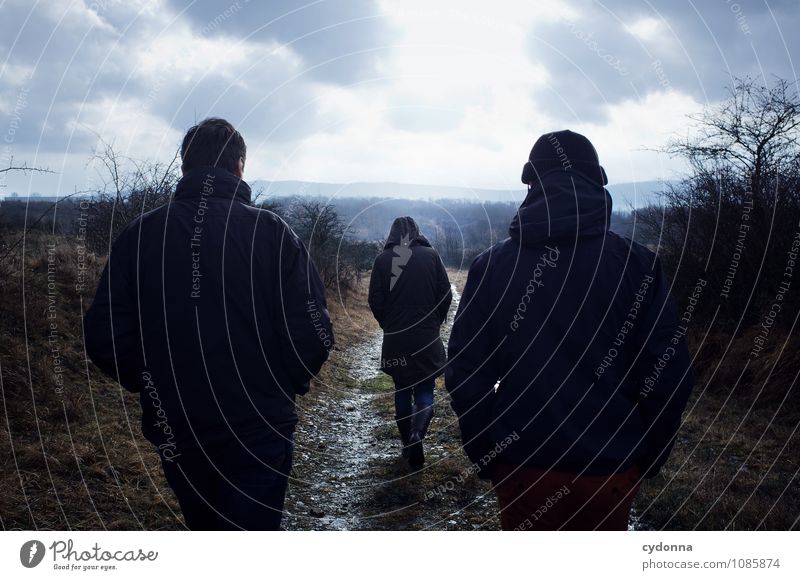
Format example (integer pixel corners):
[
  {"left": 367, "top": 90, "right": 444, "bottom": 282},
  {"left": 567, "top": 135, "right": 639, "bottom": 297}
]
[{"left": 284, "top": 284, "right": 500, "bottom": 530}]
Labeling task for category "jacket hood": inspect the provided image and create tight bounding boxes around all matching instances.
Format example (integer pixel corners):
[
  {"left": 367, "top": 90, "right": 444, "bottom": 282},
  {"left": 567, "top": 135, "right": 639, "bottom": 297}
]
[
  {"left": 174, "top": 166, "right": 252, "bottom": 204},
  {"left": 521, "top": 129, "right": 608, "bottom": 187},
  {"left": 384, "top": 216, "right": 431, "bottom": 250},
  {"left": 509, "top": 169, "right": 612, "bottom": 246}
]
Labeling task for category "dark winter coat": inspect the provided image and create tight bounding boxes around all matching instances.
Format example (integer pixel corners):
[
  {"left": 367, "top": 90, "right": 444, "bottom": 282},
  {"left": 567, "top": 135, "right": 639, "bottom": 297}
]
[
  {"left": 446, "top": 170, "right": 693, "bottom": 478},
  {"left": 84, "top": 167, "right": 333, "bottom": 457},
  {"left": 368, "top": 217, "right": 452, "bottom": 385}
]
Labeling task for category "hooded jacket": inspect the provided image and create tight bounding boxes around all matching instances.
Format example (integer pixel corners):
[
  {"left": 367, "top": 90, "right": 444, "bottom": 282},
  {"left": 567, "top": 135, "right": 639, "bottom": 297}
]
[
  {"left": 446, "top": 170, "right": 693, "bottom": 478},
  {"left": 368, "top": 217, "right": 452, "bottom": 385},
  {"left": 84, "top": 167, "right": 333, "bottom": 457}
]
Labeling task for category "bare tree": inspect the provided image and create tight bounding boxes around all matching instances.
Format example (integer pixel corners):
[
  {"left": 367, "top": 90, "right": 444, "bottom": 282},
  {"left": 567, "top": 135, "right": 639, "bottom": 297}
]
[
  {"left": 0, "top": 158, "right": 55, "bottom": 179},
  {"left": 282, "top": 198, "right": 378, "bottom": 296},
  {"left": 667, "top": 77, "right": 800, "bottom": 200},
  {"left": 286, "top": 199, "right": 349, "bottom": 289},
  {"left": 434, "top": 221, "right": 462, "bottom": 267},
  {"left": 84, "top": 139, "right": 180, "bottom": 254},
  {"left": 637, "top": 76, "right": 800, "bottom": 325}
]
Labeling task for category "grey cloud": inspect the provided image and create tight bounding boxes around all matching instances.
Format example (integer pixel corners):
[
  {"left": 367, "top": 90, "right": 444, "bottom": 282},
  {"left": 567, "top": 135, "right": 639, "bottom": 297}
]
[
  {"left": 148, "top": 71, "right": 326, "bottom": 146},
  {"left": 529, "top": 0, "right": 800, "bottom": 123},
  {"left": 1, "top": 0, "right": 378, "bottom": 159},
  {"left": 0, "top": 2, "right": 138, "bottom": 152},
  {"left": 167, "top": 0, "right": 393, "bottom": 84}
]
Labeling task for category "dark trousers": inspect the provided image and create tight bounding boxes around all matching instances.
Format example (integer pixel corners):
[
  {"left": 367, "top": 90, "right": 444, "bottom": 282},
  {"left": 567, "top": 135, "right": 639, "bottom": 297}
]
[
  {"left": 161, "top": 432, "right": 294, "bottom": 530},
  {"left": 493, "top": 463, "right": 641, "bottom": 530},
  {"left": 393, "top": 377, "right": 435, "bottom": 420}
]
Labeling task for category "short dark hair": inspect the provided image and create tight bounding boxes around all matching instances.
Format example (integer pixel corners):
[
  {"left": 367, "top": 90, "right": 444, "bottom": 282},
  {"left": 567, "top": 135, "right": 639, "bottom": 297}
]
[{"left": 180, "top": 117, "right": 246, "bottom": 174}]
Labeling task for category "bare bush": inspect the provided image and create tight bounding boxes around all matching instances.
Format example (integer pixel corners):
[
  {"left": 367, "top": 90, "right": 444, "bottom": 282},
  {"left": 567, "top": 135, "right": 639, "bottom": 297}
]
[
  {"left": 283, "top": 198, "right": 375, "bottom": 296},
  {"left": 637, "top": 77, "right": 800, "bottom": 326},
  {"left": 83, "top": 140, "right": 179, "bottom": 254},
  {"left": 434, "top": 221, "right": 463, "bottom": 267}
]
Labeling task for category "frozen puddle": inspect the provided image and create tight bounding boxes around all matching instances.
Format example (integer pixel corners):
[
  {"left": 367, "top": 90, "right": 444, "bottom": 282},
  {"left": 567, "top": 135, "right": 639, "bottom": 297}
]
[
  {"left": 344, "top": 330, "right": 384, "bottom": 382},
  {"left": 442, "top": 283, "right": 461, "bottom": 347}
]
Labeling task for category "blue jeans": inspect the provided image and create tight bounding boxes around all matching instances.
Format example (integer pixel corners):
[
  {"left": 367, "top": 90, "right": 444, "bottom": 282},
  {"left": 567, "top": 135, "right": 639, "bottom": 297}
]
[
  {"left": 394, "top": 378, "right": 435, "bottom": 420},
  {"left": 161, "top": 431, "right": 294, "bottom": 530}
]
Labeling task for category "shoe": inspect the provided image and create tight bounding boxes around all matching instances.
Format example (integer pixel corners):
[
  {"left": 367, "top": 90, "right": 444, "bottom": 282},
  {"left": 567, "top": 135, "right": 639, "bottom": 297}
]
[
  {"left": 407, "top": 404, "right": 434, "bottom": 470},
  {"left": 407, "top": 432, "right": 424, "bottom": 470},
  {"left": 396, "top": 416, "right": 412, "bottom": 458}
]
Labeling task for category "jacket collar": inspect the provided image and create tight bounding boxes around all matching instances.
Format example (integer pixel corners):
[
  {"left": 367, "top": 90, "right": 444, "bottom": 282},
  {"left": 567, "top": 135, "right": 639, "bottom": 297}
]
[
  {"left": 509, "top": 169, "right": 612, "bottom": 246},
  {"left": 174, "top": 166, "right": 252, "bottom": 204}
]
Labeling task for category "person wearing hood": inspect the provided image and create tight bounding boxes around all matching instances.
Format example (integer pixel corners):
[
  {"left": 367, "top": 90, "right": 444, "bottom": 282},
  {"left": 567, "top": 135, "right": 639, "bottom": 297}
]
[
  {"left": 369, "top": 217, "right": 452, "bottom": 469},
  {"left": 83, "top": 118, "right": 333, "bottom": 530},
  {"left": 445, "top": 130, "right": 693, "bottom": 530}
]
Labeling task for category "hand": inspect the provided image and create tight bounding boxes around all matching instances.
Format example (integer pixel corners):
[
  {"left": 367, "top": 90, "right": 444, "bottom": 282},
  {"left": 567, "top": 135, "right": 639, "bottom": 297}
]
[
  {"left": 294, "top": 380, "right": 310, "bottom": 396},
  {"left": 475, "top": 459, "right": 496, "bottom": 481}
]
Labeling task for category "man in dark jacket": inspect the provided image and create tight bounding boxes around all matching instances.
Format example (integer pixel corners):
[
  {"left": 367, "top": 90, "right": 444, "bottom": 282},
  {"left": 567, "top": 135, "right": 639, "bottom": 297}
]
[
  {"left": 446, "top": 130, "right": 693, "bottom": 530},
  {"left": 369, "top": 217, "right": 452, "bottom": 469},
  {"left": 84, "top": 118, "right": 332, "bottom": 530}
]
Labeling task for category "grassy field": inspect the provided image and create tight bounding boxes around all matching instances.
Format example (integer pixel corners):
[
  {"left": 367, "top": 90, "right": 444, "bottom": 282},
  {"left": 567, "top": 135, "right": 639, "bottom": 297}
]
[
  {"left": 0, "top": 231, "right": 797, "bottom": 530},
  {"left": 0, "top": 232, "right": 179, "bottom": 530}
]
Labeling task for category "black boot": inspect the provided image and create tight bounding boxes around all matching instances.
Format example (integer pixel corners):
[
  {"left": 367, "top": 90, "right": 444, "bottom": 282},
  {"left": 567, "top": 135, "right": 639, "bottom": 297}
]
[
  {"left": 407, "top": 404, "right": 434, "bottom": 470},
  {"left": 396, "top": 416, "right": 412, "bottom": 458}
]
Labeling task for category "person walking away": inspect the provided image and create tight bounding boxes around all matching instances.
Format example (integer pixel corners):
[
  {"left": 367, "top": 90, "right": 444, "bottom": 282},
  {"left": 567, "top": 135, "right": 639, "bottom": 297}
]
[
  {"left": 446, "top": 130, "right": 693, "bottom": 530},
  {"left": 84, "top": 118, "right": 333, "bottom": 530},
  {"left": 368, "top": 217, "right": 452, "bottom": 469}
]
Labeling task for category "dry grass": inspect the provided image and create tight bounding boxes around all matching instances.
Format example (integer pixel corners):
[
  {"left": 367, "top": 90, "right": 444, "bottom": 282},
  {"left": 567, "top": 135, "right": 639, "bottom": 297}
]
[
  {"left": 636, "top": 330, "right": 800, "bottom": 530},
  {"left": 0, "top": 232, "right": 181, "bottom": 530}
]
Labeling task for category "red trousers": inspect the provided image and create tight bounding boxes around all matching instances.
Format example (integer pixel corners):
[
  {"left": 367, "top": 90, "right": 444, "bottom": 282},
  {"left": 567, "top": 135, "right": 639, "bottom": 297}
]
[{"left": 493, "top": 463, "right": 641, "bottom": 530}]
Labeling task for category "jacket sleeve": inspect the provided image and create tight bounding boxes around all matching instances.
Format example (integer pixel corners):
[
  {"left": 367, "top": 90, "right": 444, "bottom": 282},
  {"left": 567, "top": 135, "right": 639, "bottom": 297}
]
[
  {"left": 367, "top": 256, "right": 387, "bottom": 328},
  {"left": 83, "top": 225, "right": 144, "bottom": 393},
  {"left": 435, "top": 256, "right": 452, "bottom": 325},
  {"left": 275, "top": 223, "right": 333, "bottom": 395},
  {"left": 444, "top": 251, "right": 501, "bottom": 478},
  {"left": 634, "top": 258, "right": 694, "bottom": 478}
]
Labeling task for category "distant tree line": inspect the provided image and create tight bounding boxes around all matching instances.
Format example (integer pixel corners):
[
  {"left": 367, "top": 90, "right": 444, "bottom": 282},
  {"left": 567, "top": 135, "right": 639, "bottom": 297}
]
[{"left": 0, "top": 157, "right": 642, "bottom": 290}]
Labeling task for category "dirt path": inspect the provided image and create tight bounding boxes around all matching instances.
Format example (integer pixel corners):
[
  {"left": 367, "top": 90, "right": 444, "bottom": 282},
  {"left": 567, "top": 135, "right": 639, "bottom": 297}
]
[
  {"left": 283, "top": 396, "right": 385, "bottom": 529},
  {"left": 283, "top": 329, "right": 390, "bottom": 531},
  {"left": 284, "top": 284, "right": 501, "bottom": 530},
  {"left": 284, "top": 287, "right": 459, "bottom": 531}
]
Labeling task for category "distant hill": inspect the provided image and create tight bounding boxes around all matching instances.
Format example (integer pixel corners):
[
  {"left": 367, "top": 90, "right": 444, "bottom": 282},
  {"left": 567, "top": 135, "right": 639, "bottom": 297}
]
[
  {"left": 250, "top": 179, "right": 668, "bottom": 208},
  {"left": 0, "top": 194, "right": 66, "bottom": 203},
  {"left": 607, "top": 180, "right": 667, "bottom": 210},
  {"left": 0, "top": 179, "right": 669, "bottom": 208},
  {"left": 249, "top": 180, "right": 523, "bottom": 202}
]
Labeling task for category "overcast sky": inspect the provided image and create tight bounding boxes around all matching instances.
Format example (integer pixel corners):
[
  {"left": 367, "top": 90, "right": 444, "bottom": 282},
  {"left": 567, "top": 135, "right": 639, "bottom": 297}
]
[{"left": 1, "top": 0, "right": 798, "bottom": 197}]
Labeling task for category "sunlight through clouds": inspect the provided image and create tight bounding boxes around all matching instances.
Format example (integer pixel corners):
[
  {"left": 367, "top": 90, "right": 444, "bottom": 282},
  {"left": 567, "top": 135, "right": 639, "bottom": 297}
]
[{"left": 1, "top": 0, "right": 798, "bottom": 194}]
